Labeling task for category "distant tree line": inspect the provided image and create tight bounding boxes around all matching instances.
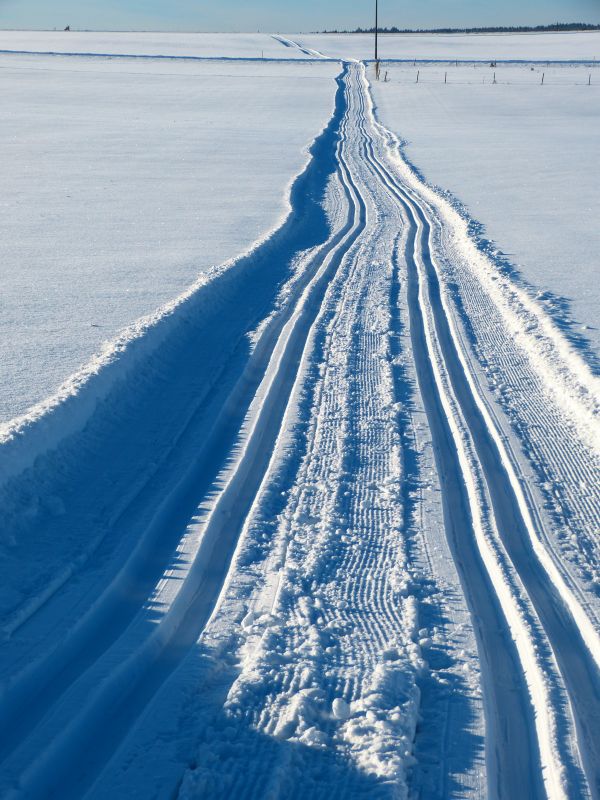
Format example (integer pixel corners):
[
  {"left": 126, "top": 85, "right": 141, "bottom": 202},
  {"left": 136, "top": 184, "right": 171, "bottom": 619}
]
[{"left": 321, "top": 23, "right": 600, "bottom": 34}]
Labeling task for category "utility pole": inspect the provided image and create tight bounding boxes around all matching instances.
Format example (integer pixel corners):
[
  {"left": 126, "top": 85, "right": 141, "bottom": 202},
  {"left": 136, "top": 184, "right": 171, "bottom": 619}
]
[{"left": 375, "top": 0, "right": 378, "bottom": 61}]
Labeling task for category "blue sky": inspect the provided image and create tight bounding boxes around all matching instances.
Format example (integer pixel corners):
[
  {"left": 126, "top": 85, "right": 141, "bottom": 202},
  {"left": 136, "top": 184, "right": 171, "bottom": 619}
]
[{"left": 1, "top": 0, "right": 599, "bottom": 32}]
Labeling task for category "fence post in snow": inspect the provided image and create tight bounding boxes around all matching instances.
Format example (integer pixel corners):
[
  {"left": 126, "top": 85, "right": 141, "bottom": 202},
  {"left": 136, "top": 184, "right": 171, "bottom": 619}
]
[
  {"left": 416, "top": 70, "right": 419, "bottom": 83},
  {"left": 589, "top": 74, "right": 592, "bottom": 85},
  {"left": 493, "top": 72, "right": 496, "bottom": 84},
  {"left": 445, "top": 72, "right": 447, "bottom": 84},
  {"left": 541, "top": 73, "right": 545, "bottom": 85}
]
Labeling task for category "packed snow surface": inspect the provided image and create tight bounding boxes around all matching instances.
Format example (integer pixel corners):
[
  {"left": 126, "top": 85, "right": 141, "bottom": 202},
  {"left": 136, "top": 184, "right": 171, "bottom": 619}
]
[
  {"left": 371, "top": 62, "right": 600, "bottom": 356},
  {"left": 1, "top": 32, "right": 599, "bottom": 800},
  {"left": 0, "top": 30, "right": 314, "bottom": 59},
  {"left": 0, "top": 53, "right": 339, "bottom": 420},
  {"left": 295, "top": 31, "right": 600, "bottom": 62}
]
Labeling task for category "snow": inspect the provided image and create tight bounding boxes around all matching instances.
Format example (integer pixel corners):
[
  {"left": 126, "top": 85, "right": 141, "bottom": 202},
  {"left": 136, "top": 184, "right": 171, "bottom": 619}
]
[
  {"left": 0, "top": 64, "right": 477, "bottom": 800},
  {"left": 0, "top": 31, "right": 598, "bottom": 800},
  {"left": 294, "top": 31, "right": 600, "bottom": 62},
  {"left": 370, "top": 62, "right": 600, "bottom": 357},
  {"left": 0, "top": 53, "right": 339, "bottom": 421},
  {"left": 331, "top": 697, "right": 351, "bottom": 720},
  {"left": 0, "top": 30, "right": 314, "bottom": 59}
]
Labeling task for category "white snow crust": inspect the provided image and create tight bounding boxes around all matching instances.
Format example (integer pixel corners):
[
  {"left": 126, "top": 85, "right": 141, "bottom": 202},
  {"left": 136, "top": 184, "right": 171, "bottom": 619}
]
[
  {"left": 0, "top": 30, "right": 313, "bottom": 59},
  {"left": 371, "top": 62, "right": 600, "bottom": 355},
  {"left": 0, "top": 54, "right": 339, "bottom": 421},
  {"left": 295, "top": 31, "right": 600, "bottom": 62},
  {"left": 0, "top": 31, "right": 598, "bottom": 800}
]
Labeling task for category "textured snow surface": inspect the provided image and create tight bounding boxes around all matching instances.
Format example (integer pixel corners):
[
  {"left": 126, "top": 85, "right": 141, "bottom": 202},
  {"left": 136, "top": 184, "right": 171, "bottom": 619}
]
[
  {"left": 1, "top": 34, "right": 599, "bottom": 800},
  {"left": 0, "top": 54, "right": 339, "bottom": 421},
  {"left": 0, "top": 63, "right": 484, "bottom": 800},
  {"left": 0, "top": 30, "right": 313, "bottom": 59},
  {"left": 371, "top": 62, "right": 600, "bottom": 357},
  {"left": 295, "top": 31, "right": 600, "bottom": 62}
]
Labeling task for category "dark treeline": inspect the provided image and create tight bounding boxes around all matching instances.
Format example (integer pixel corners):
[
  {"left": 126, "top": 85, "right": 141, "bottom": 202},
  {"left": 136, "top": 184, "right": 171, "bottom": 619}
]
[{"left": 321, "top": 23, "right": 600, "bottom": 34}]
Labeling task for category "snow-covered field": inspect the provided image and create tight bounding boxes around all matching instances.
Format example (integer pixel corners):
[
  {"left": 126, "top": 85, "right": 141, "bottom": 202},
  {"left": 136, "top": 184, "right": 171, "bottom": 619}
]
[
  {"left": 295, "top": 30, "right": 600, "bottom": 62},
  {"left": 0, "top": 31, "right": 598, "bottom": 800},
  {"left": 0, "top": 52, "right": 339, "bottom": 420},
  {"left": 0, "top": 30, "right": 315, "bottom": 59},
  {"left": 371, "top": 62, "right": 600, "bottom": 357}
]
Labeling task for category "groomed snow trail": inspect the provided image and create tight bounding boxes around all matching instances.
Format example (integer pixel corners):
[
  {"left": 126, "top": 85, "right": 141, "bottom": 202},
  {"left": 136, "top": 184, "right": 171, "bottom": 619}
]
[{"left": 1, "top": 62, "right": 598, "bottom": 800}]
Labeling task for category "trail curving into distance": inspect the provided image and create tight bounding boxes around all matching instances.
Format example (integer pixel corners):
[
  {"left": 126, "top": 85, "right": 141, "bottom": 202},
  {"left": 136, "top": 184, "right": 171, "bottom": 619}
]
[{"left": 0, "top": 59, "right": 598, "bottom": 800}]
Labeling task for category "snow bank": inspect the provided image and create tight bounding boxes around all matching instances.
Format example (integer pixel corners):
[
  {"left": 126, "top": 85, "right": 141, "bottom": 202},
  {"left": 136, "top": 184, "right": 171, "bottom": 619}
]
[
  {"left": 0, "top": 56, "right": 339, "bottom": 422},
  {"left": 0, "top": 65, "right": 346, "bottom": 635}
]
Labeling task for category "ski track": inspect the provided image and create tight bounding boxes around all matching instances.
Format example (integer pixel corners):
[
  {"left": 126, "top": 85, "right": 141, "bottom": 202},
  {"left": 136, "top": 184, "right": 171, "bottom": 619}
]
[
  {"left": 0, "top": 60, "right": 598, "bottom": 800},
  {"left": 272, "top": 35, "right": 330, "bottom": 60}
]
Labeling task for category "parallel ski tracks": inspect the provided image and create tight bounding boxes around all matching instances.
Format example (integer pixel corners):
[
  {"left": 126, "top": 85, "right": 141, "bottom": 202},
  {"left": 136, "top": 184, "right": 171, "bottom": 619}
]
[
  {"left": 0, "top": 65, "right": 368, "bottom": 800},
  {"left": 348, "top": 68, "right": 553, "bottom": 800},
  {"left": 354, "top": 65, "right": 599, "bottom": 799},
  {"left": 1, "top": 62, "right": 598, "bottom": 800},
  {"left": 210, "top": 85, "right": 422, "bottom": 799}
]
